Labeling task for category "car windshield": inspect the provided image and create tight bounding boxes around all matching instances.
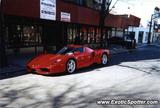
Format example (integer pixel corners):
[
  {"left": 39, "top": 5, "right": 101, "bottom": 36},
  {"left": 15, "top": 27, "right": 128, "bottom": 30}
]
[
  {"left": 57, "top": 47, "right": 75, "bottom": 54},
  {"left": 57, "top": 46, "right": 84, "bottom": 54}
]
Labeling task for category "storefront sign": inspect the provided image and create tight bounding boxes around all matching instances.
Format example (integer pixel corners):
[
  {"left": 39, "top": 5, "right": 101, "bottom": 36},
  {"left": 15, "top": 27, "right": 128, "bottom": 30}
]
[
  {"left": 61, "top": 12, "right": 71, "bottom": 22},
  {"left": 40, "top": 0, "right": 56, "bottom": 20}
]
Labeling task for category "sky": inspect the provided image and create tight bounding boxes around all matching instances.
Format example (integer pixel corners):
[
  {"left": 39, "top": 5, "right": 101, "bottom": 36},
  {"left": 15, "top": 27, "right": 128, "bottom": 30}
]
[{"left": 110, "top": 0, "right": 160, "bottom": 27}]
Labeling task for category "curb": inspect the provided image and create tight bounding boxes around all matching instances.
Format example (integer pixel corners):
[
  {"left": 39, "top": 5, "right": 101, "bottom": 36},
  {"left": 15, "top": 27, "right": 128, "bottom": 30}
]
[
  {"left": 136, "top": 44, "right": 160, "bottom": 48},
  {"left": 0, "top": 68, "right": 26, "bottom": 74},
  {"left": 149, "top": 44, "right": 160, "bottom": 47},
  {"left": 0, "top": 67, "right": 26, "bottom": 77},
  {"left": 0, "top": 68, "right": 27, "bottom": 79},
  {"left": 110, "top": 50, "right": 129, "bottom": 55},
  {"left": 110, "top": 44, "right": 148, "bottom": 55}
]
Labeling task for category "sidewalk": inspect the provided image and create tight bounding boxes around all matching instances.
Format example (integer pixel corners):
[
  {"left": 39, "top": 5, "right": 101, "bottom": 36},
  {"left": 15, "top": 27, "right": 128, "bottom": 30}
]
[
  {"left": 0, "top": 44, "right": 151, "bottom": 77},
  {"left": 0, "top": 65, "right": 26, "bottom": 78},
  {"left": 0, "top": 53, "right": 34, "bottom": 79}
]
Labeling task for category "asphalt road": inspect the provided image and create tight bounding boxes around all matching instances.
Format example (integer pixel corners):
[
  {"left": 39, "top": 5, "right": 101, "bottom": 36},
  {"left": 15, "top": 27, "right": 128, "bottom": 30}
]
[{"left": 0, "top": 45, "right": 160, "bottom": 108}]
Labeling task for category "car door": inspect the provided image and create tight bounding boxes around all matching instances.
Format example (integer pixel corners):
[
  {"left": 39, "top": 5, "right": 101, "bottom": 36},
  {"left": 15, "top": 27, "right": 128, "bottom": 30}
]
[
  {"left": 83, "top": 47, "right": 95, "bottom": 66},
  {"left": 74, "top": 47, "right": 94, "bottom": 68},
  {"left": 73, "top": 47, "right": 87, "bottom": 68}
]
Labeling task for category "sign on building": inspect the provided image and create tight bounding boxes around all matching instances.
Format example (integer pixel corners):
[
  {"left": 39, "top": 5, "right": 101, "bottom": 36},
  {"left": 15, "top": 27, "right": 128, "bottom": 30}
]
[
  {"left": 61, "top": 12, "right": 71, "bottom": 22},
  {"left": 40, "top": 0, "right": 56, "bottom": 20}
]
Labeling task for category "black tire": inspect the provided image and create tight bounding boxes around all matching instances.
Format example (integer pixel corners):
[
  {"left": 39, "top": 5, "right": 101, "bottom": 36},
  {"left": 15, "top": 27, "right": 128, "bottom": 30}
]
[{"left": 66, "top": 59, "right": 76, "bottom": 74}]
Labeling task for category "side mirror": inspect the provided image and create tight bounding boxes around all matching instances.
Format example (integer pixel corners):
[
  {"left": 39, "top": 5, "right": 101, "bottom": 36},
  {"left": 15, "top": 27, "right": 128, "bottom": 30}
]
[{"left": 74, "top": 51, "right": 81, "bottom": 55}]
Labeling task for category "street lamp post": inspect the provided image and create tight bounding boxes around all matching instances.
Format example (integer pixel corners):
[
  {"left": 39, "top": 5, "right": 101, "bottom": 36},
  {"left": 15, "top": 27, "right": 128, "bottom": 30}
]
[{"left": 0, "top": 0, "right": 7, "bottom": 67}]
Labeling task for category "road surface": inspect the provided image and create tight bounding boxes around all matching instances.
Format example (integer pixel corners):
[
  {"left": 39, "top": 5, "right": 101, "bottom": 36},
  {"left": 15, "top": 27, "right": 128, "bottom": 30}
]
[{"left": 0, "top": 45, "right": 160, "bottom": 108}]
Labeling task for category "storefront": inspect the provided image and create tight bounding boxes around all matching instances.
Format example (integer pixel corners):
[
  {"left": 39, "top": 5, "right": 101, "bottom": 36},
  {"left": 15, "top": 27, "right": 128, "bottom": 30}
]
[{"left": 0, "top": 0, "right": 140, "bottom": 63}]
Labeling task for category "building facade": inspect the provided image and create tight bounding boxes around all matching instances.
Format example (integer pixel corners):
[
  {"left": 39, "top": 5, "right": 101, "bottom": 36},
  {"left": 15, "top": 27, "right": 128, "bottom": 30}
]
[
  {"left": 0, "top": 0, "right": 140, "bottom": 57},
  {"left": 128, "top": 27, "right": 150, "bottom": 44}
]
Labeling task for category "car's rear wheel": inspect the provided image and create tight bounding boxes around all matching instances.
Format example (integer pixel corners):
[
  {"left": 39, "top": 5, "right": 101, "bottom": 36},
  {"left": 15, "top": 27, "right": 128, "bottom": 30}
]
[
  {"left": 101, "top": 53, "right": 108, "bottom": 65},
  {"left": 66, "top": 59, "right": 76, "bottom": 74}
]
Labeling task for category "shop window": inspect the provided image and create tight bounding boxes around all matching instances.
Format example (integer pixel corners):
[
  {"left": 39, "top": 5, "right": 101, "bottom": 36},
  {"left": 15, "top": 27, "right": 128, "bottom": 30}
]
[
  {"left": 88, "top": 27, "right": 95, "bottom": 43},
  {"left": 72, "top": 26, "right": 77, "bottom": 43},
  {"left": 83, "top": 27, "right": 88, "bottom": 43},
  {"left": 66, "top": 25, "right": 103, "bottom": 45},
  {"left": 111, "top": 28, "right": 116, "bottom": 37},
  {"left": 67, "top": 25, "right": 79, "bottom": 44},
  {"left": 107, "top": 30, "right": 112, "bottom": 38},
  {"left": 96, "top": 28, "right": 101, "bottom": 43},
  {"left": 7, "top": 25, "right": 42, "bottom": 48},
  {"left": 67, "top": 26, "right": 72, "bottom": 44},
  {"left": 103, "top": 29, "right": 106, "bottom": 40},
  {"left": 79, "top": 29, "right": 83, "bottom": 43},
  {"left": 116, "top": 28, "right": 124, "bottom": 37}
]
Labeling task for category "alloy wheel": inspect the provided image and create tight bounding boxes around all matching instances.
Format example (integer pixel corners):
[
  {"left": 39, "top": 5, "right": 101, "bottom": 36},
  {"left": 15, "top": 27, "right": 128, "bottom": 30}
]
[
  {"left": 102, "top": 54, "right": 108, "bottom": 65},
  {"left": 67, "top": 59, "right": 76, "bottom": 73}
]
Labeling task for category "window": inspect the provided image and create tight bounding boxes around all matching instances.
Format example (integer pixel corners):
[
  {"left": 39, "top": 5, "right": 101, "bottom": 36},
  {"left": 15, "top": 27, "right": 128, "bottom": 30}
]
[
  {"left": 75, "top": 47, "right": 84, "bottom": 53},
  {"left": 67, "top": 25, "right": 73, "bottom": 43},
  {"left": 63, "top": 0, "right": 86, "bottom": 6},
  {"left": 6, "top": 25, "right": 42, "bottom": 48},
  {"left": 89, "top": 27, "right": 94, "bottom": 43},
  {"left": 63, "top": 0, "right": 109, "bottom": 10},
  {"left": 67, "top": 25, "right": 78, "bottom": 44},
  {"left": 66, "top": 24, "right": 102, "bottom": 44},
  {"left": 57, "top": 46, "right": 83, "bottom": 54},
  {"left": 116, "top": 28, "right": 124, "bottom": 37},
  {"left": 96, "top": 28, "right": 101, "bottom": 43},
  {"left": 138, "top": 31, "right": 144, "bottom": 43},
  {"left": 145, "top": 32, "right": 148, "bottom": 41}
]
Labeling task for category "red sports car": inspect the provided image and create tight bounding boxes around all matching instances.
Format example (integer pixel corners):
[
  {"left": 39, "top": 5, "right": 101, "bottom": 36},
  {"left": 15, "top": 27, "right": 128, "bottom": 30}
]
[{"left": 26, "top": 45, "right": 110, "bottom": 75}]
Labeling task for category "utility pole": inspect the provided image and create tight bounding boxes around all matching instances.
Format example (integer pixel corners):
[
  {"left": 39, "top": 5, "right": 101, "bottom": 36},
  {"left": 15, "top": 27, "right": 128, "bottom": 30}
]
[
  {"left": 148, "top": 15, "right": 153, "bottom": 44},
  {"left": 0, "top": 0, "right": 7, "bottom": 67}
]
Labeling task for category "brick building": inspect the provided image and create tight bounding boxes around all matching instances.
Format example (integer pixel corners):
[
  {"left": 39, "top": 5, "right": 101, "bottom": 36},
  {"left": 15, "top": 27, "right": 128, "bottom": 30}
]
[{"left": 0, "top": 0, "right": 140, "bottom": 58}]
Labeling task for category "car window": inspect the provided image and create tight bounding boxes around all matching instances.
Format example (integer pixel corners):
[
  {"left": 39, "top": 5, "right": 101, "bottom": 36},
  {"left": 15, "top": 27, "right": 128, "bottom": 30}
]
[
  {"left": 57, "top": 47, "right": 74, "bottom": 54},
  {"left": 74, "top": 47, "right": 84, "bottom": 53},
  {"left": 57, "top": 47, "right": 84, "bottom": 54},
  {"left": 85, "top": 47, "right": 93, "bottom": 53}
]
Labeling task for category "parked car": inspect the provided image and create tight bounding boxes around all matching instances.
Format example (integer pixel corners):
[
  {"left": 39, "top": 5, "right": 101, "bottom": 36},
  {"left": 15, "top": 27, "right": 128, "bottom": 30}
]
[
  {"left": 124, "top": 34, "right": 136, "bottom": 49},
  {"left": 108, "top": 36, "right": 136, "bottom": 49},
  {"left": 108, "top": 36, "right": 125, "bottom": 46},
  {"left": 26, "top": 44, "right": 110, "bottom": 75}
]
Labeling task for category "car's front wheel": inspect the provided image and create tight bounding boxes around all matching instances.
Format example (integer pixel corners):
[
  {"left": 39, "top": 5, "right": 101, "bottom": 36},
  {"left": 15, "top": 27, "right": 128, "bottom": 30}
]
[
  {"left": 66, "top": 59, "right": 76, "bottom": 74},
  {"left": 101, "top": 53, "right": 108, "bottom": 65}
]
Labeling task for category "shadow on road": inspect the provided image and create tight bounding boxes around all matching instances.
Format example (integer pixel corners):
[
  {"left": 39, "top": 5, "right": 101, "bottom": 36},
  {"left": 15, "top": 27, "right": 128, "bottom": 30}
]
[{"left": 1, "top": 75, "right": 159, "bottom": 108}]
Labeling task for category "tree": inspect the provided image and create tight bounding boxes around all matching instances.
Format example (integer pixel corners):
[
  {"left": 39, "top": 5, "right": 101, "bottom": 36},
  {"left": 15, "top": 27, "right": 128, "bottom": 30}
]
[
  {"left": 99, "top": 0, "right": 135, "bottom": 48},
  {"left": 99, "top": 0, "right": 117, "bottom": 48},
  {"left": 0, "top": 0, "right": 7, "bottom": 67}
]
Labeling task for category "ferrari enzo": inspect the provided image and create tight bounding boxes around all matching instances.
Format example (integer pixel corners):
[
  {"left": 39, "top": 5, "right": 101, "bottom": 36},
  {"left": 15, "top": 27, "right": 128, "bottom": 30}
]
[{"left": 26, "top": 45, "right": 110, "bottom": 75}]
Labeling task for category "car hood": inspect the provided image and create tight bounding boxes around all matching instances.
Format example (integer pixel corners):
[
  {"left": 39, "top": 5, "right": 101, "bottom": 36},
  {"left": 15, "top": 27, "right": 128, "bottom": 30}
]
[{"left": 27, "top": 54, "right": 65, "bottom": 68}]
